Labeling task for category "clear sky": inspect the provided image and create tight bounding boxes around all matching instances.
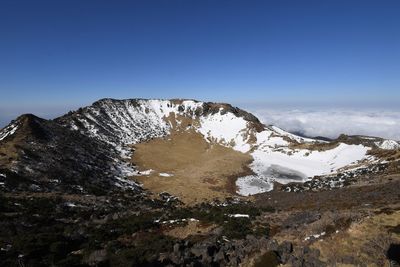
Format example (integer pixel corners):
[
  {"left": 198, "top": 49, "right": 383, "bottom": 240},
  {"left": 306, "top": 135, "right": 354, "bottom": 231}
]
[{"left": 1, "top": 0, "right": 400, "bottom": 126}]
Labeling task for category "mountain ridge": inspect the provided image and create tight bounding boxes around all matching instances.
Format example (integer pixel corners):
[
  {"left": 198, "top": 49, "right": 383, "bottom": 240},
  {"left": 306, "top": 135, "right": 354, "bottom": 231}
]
[
  {"left": 1, "top": 98, "right": 399, "bottom": 199},
  {"left": 51, "top": 98, "right": 399, "bottom": 197},
  {"left": 0, "top": 112, "right": 139, "bottom": 194}
]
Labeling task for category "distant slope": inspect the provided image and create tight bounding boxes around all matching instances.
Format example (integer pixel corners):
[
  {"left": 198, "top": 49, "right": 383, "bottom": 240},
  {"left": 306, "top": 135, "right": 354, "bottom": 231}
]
[{"left": 0, "top": 114, "right": 138, "bottom": 194}]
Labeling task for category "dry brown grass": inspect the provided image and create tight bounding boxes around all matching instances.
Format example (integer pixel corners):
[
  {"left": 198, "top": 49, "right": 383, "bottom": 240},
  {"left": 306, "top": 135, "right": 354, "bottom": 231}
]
[
  {"left": 312, "top": 210, "right": 400, "bottom": 266},
  {"left": 0, "top": 144, "right": 17, "bottom": 167},
  {"left": 0, "top": 135, "right": 22, "bottom": 168},
  {"left": 368, "top": 148, "right": 400, "bottom": 161},
  {"left": 131, "top": 127, "right": 253, "bottom": 204},
  {"left": 164, "top": 221, "right": 216, "bottom": 239},
  {"left": 288, "top": 141, "right": 340, "bottom": 152}
]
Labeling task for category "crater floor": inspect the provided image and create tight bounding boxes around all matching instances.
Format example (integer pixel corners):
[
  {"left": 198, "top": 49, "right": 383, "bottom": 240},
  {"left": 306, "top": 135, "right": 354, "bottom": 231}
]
[{"left": 131, "top": 129, "right": 253, "bottom": 204}]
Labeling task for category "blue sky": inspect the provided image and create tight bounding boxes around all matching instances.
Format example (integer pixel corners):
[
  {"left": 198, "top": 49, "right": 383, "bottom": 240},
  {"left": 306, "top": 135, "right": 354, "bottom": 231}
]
[{"left": 1, "top": 0, "right": 400, "bottom": 127}]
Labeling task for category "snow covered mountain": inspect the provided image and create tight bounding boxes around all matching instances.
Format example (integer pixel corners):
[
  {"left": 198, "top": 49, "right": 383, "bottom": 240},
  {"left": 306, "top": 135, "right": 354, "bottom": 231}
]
[
  {"left": 1, "top": 98, "right": 398, "bottom": 199},
  {"left": 53, "top": 98, "right": 397, "bottom": 196},
  {"left": 56, "top": 98, "right": 263, "bottom": 153}
]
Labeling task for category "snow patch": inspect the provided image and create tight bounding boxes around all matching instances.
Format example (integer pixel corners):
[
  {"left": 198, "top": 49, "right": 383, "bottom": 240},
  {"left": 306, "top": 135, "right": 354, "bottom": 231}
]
[
  {"left": 237, "top": 142, "right": 370, "bottom": 195},
  {"left": 228, "top": 214, "right": 250, "bottom": 218},
  {"left": 198, "top": 111, "right": 251, "bottom": 152},
  {"left": 0, "top": 122, "right": 19, "bottom": 141},
  {"left": 157, "top": 218, "right": 199, "bottom": 224},
  {"left": 133, "top": 169, "right": 153, "bottom": 176},
  {"left": 375, "top": 139, "right": 400, "bottom": 150},
  {"left": 304, "top": 231, "right": 326, "bottom": 241},
  {"left": 236, "top": 175, "right": 273, "bottom": 196},
  {"left": 65, "top": 202, "right": 77, "bottom": 207},
  {"left": 159, "top": 172, "right": 174, "bottom": 177}
]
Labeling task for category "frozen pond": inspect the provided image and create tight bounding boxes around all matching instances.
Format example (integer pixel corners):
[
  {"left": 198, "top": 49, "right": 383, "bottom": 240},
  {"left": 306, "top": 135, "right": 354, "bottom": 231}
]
[{"left": 236, "top": 164, "right": 308, "bottom": 196}]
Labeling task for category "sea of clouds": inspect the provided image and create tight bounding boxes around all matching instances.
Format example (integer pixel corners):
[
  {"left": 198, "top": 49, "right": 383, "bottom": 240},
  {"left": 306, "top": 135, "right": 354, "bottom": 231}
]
[{"left": 252, "top": 108, "right": 400, "bottom": 141}]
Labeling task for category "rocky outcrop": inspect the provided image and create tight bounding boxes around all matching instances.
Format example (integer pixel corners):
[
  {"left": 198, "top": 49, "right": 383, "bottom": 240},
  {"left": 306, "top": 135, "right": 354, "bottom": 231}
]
[{"left": 159, "top": 235, "right": 326, "bottom": 267}]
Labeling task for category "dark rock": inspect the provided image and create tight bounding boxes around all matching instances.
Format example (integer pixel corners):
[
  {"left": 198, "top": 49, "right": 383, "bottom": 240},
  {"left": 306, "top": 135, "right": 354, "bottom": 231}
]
[
  {"left": 86, "top": 249, "right": 107, "bottom": 266},
  {"left": 214, "top": 250, "right": 226, "bottom": 262},
  {"left": 173, "top": 243, "right": 181, "bottom": 255},
  {"left": 277, "top": 241, "right": 293, "bottom": 263}
]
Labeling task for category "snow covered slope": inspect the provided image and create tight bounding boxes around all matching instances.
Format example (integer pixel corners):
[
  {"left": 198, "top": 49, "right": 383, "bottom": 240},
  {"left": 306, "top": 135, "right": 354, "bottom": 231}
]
[
  {"left": 236, "top": 143, "right": 370, "bottom": 195},
  {"left": 0, "top": 120, "right": 20, "bottom": 141},
  {"left": 375, "top": 139, "right": 400, "bottom": 150},
  {"left": 56, "top": 98, "right": 382, "bottom": 195},
  {"left": 56, "top": 98, "right": 263, "bottom": 154}
]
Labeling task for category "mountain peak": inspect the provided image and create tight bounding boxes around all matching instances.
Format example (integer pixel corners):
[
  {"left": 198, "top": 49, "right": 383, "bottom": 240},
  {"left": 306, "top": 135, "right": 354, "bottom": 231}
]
[{"left": 0, "top": 114, "right": 50, "bottom": 143}]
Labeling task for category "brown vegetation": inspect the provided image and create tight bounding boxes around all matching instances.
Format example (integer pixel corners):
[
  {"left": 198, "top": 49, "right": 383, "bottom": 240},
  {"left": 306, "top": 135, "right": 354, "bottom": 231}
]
[
  {"left": 288, "top": 140, "right": 340, "bottom": 152},
  {"left": 164, "top": 221, "right": 217, "bottom": 239},
  {"left": 313, "top": 211, "right": 400, "bottom": 266},
  {"left": 131, "top": 128, "right": 253, "bottom": 204}
]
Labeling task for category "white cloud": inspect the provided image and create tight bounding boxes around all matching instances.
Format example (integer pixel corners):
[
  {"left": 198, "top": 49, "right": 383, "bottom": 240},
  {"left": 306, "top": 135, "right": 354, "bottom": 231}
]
[{"left": 251, "top": 108, "right": 400, "bottom": 141}]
